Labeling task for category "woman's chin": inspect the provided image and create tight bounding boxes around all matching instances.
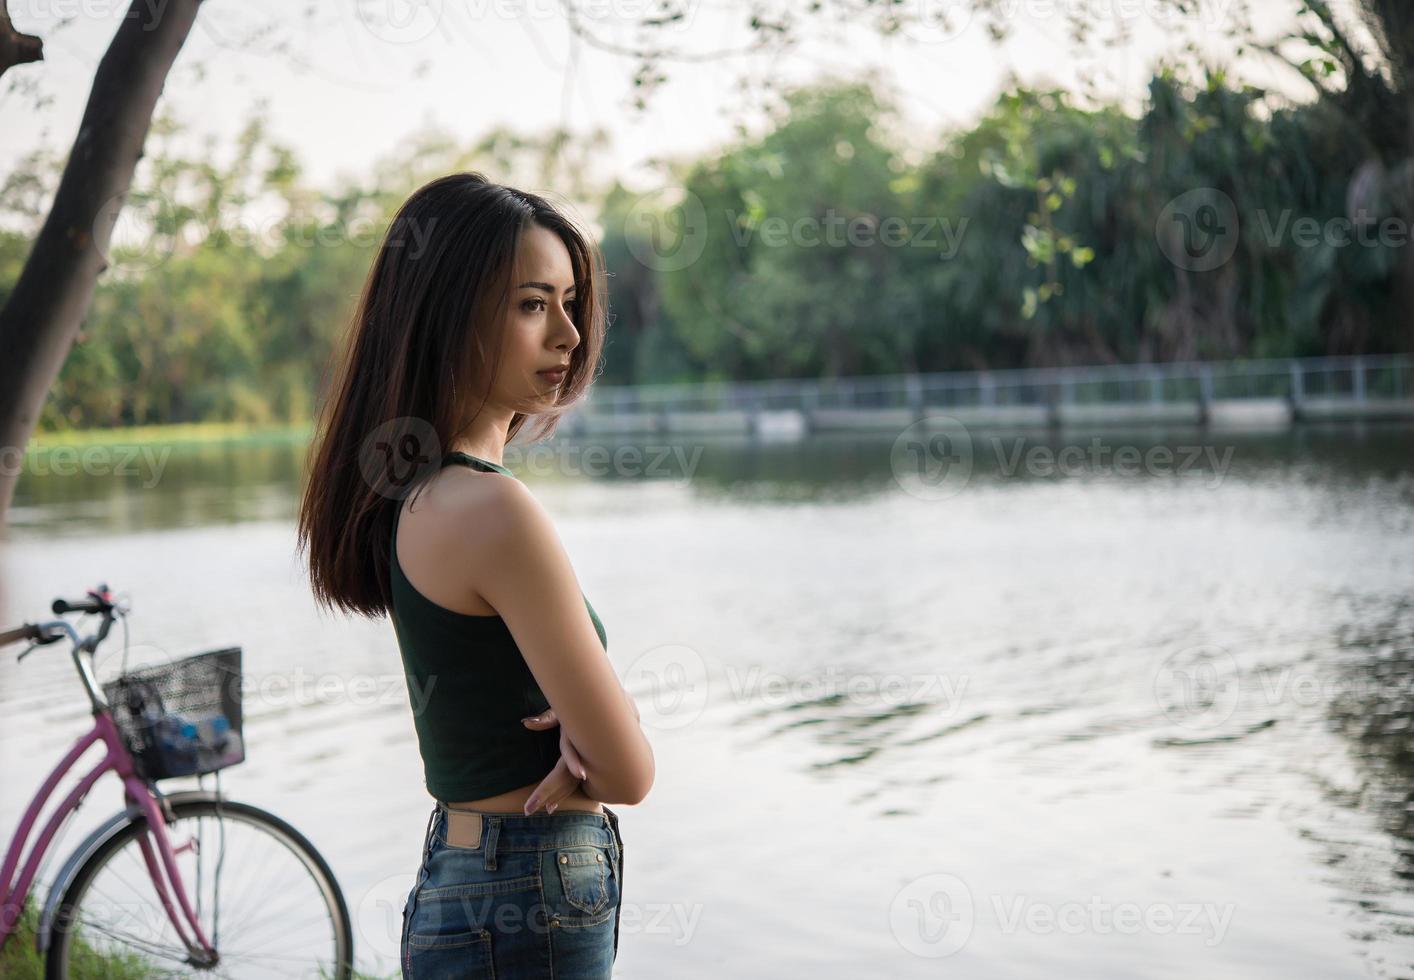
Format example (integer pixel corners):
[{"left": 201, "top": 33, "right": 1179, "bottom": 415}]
[{"left": 513, "top": 390, "right": 562, "bottom": 412}]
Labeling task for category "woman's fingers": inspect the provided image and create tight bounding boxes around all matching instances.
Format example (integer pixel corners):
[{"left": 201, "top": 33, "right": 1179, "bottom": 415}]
[
  {"left": 520, "top": 711, "right": 588, "bottom": 813},
  {"left": 523, "top": 757, "right": 575, "bottom": 815},
  {"left": 559, "top": 731, "right": 588, "bottom": 781}
]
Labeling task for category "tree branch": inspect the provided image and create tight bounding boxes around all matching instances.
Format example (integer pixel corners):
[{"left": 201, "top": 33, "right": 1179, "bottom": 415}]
[{"left": 0, "top": 0, "right": 43, "bottom": 80}]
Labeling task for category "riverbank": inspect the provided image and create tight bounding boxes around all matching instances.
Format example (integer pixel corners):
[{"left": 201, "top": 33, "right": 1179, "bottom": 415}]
[{"left": 24, "top": 422, "right": 313, "bottom": 453}]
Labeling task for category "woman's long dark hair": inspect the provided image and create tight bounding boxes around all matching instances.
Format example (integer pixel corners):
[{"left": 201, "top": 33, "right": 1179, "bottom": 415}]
[{"left": 297, "top": 171, "right": 607, "bottom": 618}]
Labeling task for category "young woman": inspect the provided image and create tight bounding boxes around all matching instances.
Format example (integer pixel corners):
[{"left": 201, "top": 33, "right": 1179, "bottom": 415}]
[{"left": 296, "top": 171, "right": 655, "bottom": 979}]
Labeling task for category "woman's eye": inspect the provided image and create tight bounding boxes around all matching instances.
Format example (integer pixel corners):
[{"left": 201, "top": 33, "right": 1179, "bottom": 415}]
[{"left": 522, "top": 297, "right": 579, "bottom": 314}]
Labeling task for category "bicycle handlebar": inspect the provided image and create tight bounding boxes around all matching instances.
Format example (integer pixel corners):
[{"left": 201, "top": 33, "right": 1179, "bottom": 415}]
[
  {"left": 2, "top": 584, "right": 124, "bottom": 710},
  {"left": 0, "top": 621, "right": 67, "bottom": 646},
  {"left": 0, "top": 623, "right": 40, "bottom": 647},
  {"left": 53, "top": 596, "right": 103, "bottom": 615},
  {"left": 2, "top": 583, "right": 121, "bottom": 654},
  {"left": 53, "top": 585, "right": 115, "bottom": 616}
]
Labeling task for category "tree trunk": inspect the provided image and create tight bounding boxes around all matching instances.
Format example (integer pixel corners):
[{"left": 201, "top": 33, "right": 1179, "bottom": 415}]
[{"left": 0, "top": 0, "right": 202, "bottom": 523}]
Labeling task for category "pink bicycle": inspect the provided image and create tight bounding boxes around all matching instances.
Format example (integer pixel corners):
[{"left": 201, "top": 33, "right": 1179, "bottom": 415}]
[{"left": 0, "top": 584, "right": 353, "bottom": 979}]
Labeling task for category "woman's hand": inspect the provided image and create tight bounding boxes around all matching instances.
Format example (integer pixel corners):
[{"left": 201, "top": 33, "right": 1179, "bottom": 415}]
[{"left": 521, "top": 708, "right": 587, "bottom": 815}]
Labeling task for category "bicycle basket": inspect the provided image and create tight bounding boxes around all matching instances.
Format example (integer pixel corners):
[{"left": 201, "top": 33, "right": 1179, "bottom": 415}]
[{"left": 101, "top": 647, "right": 245, "bottom": 781}]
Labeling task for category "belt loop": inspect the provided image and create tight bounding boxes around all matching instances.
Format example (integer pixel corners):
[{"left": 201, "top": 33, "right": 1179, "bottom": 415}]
[
  {"left": 422, "top": 803, "right": 441, "bottom": 867},
  {"left": 483, "top": 815, "right": 501, "bottom": 871}
]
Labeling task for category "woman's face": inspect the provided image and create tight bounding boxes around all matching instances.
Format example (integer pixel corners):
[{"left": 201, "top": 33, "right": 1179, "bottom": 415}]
[{"left": 488, "top": 223, "right": 581, "bottom": 413}]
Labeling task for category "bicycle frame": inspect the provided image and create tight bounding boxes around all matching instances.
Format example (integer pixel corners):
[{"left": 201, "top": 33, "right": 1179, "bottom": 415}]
[{"left": 0, "top": 617, "right": 218, "bottom": 964}]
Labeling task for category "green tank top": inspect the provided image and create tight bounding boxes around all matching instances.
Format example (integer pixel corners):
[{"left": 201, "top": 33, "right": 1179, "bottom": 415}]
[{"left": 390, "top": 450, "right": 607, "bottom": 802}]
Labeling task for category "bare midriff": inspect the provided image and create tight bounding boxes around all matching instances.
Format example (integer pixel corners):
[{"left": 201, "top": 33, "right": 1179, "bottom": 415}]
[{"left": 443, "top": 779, "right": 604, "bottom": 815}]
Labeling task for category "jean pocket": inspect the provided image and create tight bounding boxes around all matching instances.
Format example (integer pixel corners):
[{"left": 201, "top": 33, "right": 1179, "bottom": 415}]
[
  {"left": 554, "top": 844, "right": 616, "bottom": 918},
  {"left": 406, "top": 926, "right": 494, "bottom": 978}
]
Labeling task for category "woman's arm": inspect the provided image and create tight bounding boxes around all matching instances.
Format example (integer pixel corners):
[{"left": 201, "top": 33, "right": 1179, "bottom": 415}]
[
  {"left": 522, "top": 688, "right": 648, "bottom": 809},
  {"left": 470, "top": 479, "right": 655, "bottom": 805}
]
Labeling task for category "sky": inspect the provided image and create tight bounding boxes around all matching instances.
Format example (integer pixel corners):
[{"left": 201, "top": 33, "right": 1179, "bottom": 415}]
[{"left": 2, "top": 0, "right": 1317, "bottom": 204}]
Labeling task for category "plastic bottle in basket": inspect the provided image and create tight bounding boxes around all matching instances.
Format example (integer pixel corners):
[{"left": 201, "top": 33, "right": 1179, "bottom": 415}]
[
  {"left": 196, "top": 712, "right": 243, "bottom": 769},
  {"left": 203, "top": 714, "right": 229, "bottom": 749},
  {"left": 154, "top": 713, "right": 201, "bottom": 777}
]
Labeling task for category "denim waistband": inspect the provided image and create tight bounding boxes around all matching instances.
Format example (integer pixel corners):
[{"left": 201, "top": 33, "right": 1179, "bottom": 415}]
[{"left": 430, "top": 800, "right": 618, "bottom": 851}]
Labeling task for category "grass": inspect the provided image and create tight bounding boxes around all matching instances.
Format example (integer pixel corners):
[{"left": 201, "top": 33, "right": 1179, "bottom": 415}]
[
  {"left": 1, "top": 893, "right": 151, "bottom": 979},
  {"left": 25, "top": 421, "right": 313, "bottom": 453},
  {"left": 4, "top": 892, "right": 395, "bottom": 979}
]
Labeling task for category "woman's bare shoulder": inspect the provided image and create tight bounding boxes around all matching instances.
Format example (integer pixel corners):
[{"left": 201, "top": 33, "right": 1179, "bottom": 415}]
[{"left": 397, "top": 465, "right": 539, "bottom": 614}]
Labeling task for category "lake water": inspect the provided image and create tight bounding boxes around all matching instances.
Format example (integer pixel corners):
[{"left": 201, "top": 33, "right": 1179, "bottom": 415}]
[{"left": 2, "top": 422, "right": 1413, "bottom": 978}]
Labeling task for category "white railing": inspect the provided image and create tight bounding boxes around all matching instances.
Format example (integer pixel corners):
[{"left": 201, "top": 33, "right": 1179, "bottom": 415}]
[{"left": 579, "top": 353, "right": 1413, "bottom": 416}]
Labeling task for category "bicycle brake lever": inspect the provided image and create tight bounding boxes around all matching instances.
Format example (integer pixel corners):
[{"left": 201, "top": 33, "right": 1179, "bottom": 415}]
[{"left": 18, "top": 627, "right": 67, "bottom": 659}]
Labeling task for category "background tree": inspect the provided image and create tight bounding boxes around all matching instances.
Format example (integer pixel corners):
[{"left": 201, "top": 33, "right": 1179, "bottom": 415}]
[
  {"left": 2, "top": 0, "right": 1410, "bottom": 520},
  {"left": 0, "top": 0, "right": 203, "bottom": 519}
]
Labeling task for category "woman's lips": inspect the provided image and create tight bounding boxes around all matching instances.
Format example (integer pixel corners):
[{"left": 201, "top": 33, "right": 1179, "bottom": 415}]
[{"left": 538, "top": 368, "right": 567, "bottom": 384}]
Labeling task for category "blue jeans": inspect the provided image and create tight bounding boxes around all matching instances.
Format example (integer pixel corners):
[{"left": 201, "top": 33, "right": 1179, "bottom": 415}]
[{"left": 401, "top": 801, "right": 625, "bottom": 979}]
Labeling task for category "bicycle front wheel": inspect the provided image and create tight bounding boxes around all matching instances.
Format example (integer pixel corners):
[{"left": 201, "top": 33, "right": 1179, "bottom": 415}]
[{"left": 47, "top": 796, "right": 353, "bottom": 980}]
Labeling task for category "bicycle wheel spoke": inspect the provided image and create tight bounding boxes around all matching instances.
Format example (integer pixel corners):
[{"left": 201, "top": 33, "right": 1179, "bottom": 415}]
[
  {"left": 52, "top": 799, "right": 350, "bottom": 980},
  {"left": 74, "top": 877, "right": 191, "bottom": 957},
  {"left": 200, "top": 817, "right": 321, "bottom": 937},
  {"left": 212, "top": 947, "right": 342, "bottom": 971},
  {"left": 226, "top": 890, "right": 339, "bottom": 932},
  {"left": 67, "top": 914, "right": 193, "bottom": 965}
]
